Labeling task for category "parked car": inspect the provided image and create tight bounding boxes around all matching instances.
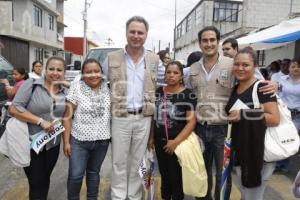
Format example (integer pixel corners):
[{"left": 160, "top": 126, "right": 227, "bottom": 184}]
[
  {"left": 65, "top": 47, "right": 121, "bottom": 82},
  {"left": 0, "top": 55, "right": 13, "bottom": 103},
  {"left": 86, "top": 46, "right": 121, "bottom": 65},
  {"left": 65, "top": 61, "right": 81, "bottom": 82}
]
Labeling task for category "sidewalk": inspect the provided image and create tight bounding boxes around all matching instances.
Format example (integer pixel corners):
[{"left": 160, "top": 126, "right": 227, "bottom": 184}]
[{"left": 0, "top": 147, "right": 298, "bottom": 200}]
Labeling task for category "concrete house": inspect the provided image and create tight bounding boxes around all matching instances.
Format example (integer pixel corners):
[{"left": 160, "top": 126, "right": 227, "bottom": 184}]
[
  {"left": 175, "top": 0, "right": 300, "bottom": 66},
  {"left": 0, "top": 0, "right": 66, "bottom": 71}
]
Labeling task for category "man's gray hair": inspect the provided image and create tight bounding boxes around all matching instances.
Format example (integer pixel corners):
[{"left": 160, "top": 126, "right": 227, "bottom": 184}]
[{"left": 126, "top": 16, "right": 149, "bottom": 32}]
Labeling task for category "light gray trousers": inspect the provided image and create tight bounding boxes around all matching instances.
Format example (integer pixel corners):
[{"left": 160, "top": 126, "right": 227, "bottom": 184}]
[
  {"left": 110, "top": 114, "right": 151, "bottom": 200},
  {"left": 234, "top": 162, "right": 276, "bottom": 200}
]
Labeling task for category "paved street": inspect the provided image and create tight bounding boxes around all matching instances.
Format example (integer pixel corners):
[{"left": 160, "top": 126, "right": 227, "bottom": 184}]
[{"left": 0, "top": 145, "right": 298, "bottom": 200}]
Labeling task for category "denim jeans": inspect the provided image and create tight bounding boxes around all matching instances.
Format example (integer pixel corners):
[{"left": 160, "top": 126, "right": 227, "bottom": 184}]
[
  {"left": 67, "top": 136, "right": 109, "bottom": 200},
  {"left": 195, "top": 123, "right": 227, "bottom": 200},
  {"left": 292, "top": 114, "right": 300, "bottom": 133}
]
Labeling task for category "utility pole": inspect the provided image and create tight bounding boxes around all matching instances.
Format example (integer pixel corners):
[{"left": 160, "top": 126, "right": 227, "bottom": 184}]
[
  {"left": 290, "top": 0, "right": 293, "bottom": 16},
  {"left": 83, "top": 0, "right": 88, "bottom": 58},
  {"left": 173, "top": 0, "right": 177, "bottom": 59},
  {"left": 158, "top": 40, "right": 161, "bottom": 51}
]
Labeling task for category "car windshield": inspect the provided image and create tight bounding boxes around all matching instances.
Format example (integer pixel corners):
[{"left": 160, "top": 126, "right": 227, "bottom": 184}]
[{"left": 86, "top": 48, "right": 120, "bottom": 65}]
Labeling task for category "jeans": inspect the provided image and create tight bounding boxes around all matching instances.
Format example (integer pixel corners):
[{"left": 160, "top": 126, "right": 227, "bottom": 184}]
[
  {"left": 67, "top": 136, "right": 109, "bottom": 200},
  {"left": 24, "top": 145, "right": 60, "bottom": 200},
  {"left": 195, "top": 123, "right": 227, "bottom": 200},
  {"left": 292, "top": 114, "right": 300, "bottom": 133}
]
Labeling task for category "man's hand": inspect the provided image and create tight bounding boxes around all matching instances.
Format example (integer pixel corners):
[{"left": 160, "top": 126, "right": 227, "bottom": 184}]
[
  {"left": 147, "top": 137, "right": 154, "bottom": 151},
  {"left": 259, "top": 80, "right": 278, "bottom": 95}
]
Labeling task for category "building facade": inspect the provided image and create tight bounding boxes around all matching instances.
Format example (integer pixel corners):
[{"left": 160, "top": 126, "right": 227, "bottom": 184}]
[
  {"left": 0, "top": 0, "right": 66, "bottom": 71},
  {"left": 175, "top": 0, "right": 300, "bottom": 65},
  {"left": 64, "top": 37, "right": 99, "bottom": 65}
]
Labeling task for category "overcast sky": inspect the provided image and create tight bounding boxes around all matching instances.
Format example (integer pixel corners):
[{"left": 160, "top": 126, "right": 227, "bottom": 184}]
[{"left": 64, "top": 0, "right": 199, "bottom": 51}]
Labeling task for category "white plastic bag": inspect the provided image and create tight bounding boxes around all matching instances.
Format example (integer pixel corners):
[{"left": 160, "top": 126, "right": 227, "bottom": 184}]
[{"left": 138, "top": 150, "right": 155, "bottom": 200}]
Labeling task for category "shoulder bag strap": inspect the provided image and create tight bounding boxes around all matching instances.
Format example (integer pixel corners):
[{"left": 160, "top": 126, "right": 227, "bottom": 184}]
[
  {"left": 162, "top": 87, "right": 169, "bottom": 141},
  {"left": 251, "top": 80, "right": 263, "bottom": 109},
  {"left": 25, "top": 79, "right": 37, "bottom": 108}
]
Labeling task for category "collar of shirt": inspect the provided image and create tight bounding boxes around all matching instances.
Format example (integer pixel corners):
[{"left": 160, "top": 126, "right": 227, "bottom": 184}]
[
  {"left": 34, "top": 78, "right": 65, "bottom": 94},
  {"left": 199, "top": 54, "right": 220, "bottom": 81},
  {"left": 124, "top": 46, "right": 146, "bottom": 67},
  {"left": 282, "top": 75, "right": 300, "bottom": 83}
]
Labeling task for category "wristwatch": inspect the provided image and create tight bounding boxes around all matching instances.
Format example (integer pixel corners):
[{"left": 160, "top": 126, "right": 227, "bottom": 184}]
[{"left": 37, "top": 118, "right": 44, "bottom": 126}]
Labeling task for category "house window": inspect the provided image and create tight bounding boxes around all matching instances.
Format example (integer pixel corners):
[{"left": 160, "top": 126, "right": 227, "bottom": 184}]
[
  {"left": 213, "top": 1, "right": 239, "bottom": 22},
  {"left": 35, "top": 48, "right": 43, "bottom": 63},
  {"left": 186, "top": 14, "right": 193, "bottom": 32},
  {"left": 48, "top": 15, "right": 54, "bottom": 30},
  {"left": 257, "top": 50, "right": 265, "bottom": 66},
  {"left": 181, "top": 20, "right": 186, "bottom": 35},
  {"left": 195, "top": 6, "right": 202, "bottom": 25},
  {"left": 34, "top": 5, "right": 43, "bottom": 27},
  {"left": 176, "top": 24, "right": 182, "bottom": 39}
]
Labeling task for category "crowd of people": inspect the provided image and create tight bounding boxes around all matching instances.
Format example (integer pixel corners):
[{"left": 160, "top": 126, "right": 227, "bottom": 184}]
[{"left": 0, "top": 15, "right": 299, "bottom": 200}]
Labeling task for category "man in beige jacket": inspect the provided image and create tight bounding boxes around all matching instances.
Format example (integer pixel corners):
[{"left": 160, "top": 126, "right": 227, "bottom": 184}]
[{"left": 105, "top": 16, "right": 159, "bottom": 200}]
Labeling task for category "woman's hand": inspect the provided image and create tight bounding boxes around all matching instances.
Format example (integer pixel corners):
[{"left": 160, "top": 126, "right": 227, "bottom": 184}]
[
  {"left": 0, "top": 79, "right": 9, "bottom": 85},
  {"left": 40, "top": 120, "right": 55, "bottom": 133},
  {"left": 63, "top": 142, "right": 72, "bottom": 157},
  {"left": 228, "top": 110, "right": 240, "bottom": 122},
  {"left": 163, "top": 140, "right": 179, "bottom": 154}
]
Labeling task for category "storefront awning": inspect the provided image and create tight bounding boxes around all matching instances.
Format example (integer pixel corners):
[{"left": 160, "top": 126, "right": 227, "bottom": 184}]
[{"left": 237, "top": 17, "right": 300, "bottom": 50}]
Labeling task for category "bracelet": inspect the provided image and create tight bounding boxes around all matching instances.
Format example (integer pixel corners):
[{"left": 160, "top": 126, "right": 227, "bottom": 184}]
[{"left": 37, "top": 118, "right": 44, "bottom": 126}]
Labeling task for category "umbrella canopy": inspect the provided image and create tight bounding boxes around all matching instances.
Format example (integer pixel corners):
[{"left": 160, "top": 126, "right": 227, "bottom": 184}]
[{"left": 237, "top": 17, "right": 300, "bottom": 50}]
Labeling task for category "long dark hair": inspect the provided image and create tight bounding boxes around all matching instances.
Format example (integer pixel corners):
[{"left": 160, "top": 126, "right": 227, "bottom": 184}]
[
  {"left": 165, "top": 60, "right": 184, "bottom": 86},
  {"left": 14, "top": 68, "right": 29, "bottom": 80},
  {"left": 81, "top": 58, "right": 103, "bottom": 74},
  {"left": 32, "top": 61, "right": 43, "bottom": 72},
  {"left": 235, "top": 46, "right": 257, "bottom": 66}
]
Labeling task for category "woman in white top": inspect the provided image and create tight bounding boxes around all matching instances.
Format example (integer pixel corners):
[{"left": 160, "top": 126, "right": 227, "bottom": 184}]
[
  {"left": 29, "top": 61, "right": 43, "bottom": 79},
  {"left": 276, "top": 57, "right": 300, "bottom": 172},
  {"left": 62, "top": 58, "right": 111, "bottom": 200}
]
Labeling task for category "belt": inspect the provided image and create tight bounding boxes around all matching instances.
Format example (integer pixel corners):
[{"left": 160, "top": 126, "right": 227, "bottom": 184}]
[
  {"left": 127, "top": 108, "right": 143, "bottom": 115},
  {"left": 289, "top": 108, "right": 300, "bottom": 116},
  {"left": 199, "top": 121, "right": 227, "bottom": 126}
]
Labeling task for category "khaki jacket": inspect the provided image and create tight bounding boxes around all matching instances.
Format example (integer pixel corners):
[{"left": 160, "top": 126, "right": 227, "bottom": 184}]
[
  {"left": 107, "top": 49, "right": 159, "bottom": 117},
  {"left": 190, "top": 55, "right": 234, "bottom": 125}
]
